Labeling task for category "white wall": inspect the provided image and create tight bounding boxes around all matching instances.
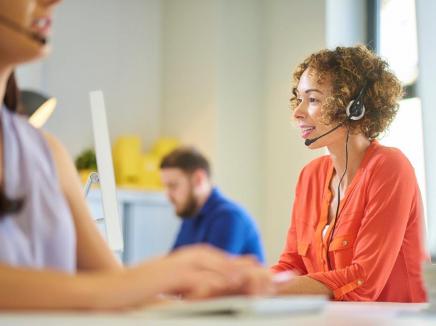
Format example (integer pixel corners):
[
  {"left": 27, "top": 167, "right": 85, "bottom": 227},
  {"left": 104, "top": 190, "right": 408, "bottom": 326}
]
[
  {"left": 215, "top": 0, "right": 265, "bottom": 231},
  {"left": 18, "top": 0, "right": 162, "bottom": 157},
  {"left": 262, "top": 0, "right": 325, "bottom": 264},
  {"left": 416, "top": 0, "right": 436, "bottom": 253},
  {"left": 15, "top": 61, "right": 46, "bottom": 90},
  {"left": 326, "top": 0, "right": 367, "bottom": 48},
  {"left": 160, "top": 0, "right": 219, "bottom": 159}
]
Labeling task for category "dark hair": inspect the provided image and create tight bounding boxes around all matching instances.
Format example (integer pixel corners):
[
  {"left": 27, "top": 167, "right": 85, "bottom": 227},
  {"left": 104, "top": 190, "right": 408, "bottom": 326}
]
[
  {"left": 1, "top": 71, "right": 24, "bottom": 218},
  {"left": 4, "top": 71, "right": 21, "bottom": 112},
  {"left": 160, "top": 147, "right": 211, "bottom": 177},
  {"left": 290, "top": 45, "right": 403, "bottom": 139}
]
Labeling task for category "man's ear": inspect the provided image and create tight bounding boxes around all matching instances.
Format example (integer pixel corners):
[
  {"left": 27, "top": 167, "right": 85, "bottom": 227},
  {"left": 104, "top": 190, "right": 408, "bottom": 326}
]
[{"left": 191, "top": 169, "right": 207, "bottom": 187}]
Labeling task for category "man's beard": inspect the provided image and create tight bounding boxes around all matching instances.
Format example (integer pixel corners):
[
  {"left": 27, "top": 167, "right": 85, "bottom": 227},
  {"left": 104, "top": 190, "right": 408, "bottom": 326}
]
[{"left": 176, "top": 190, "right": 199, "bottom": 218}]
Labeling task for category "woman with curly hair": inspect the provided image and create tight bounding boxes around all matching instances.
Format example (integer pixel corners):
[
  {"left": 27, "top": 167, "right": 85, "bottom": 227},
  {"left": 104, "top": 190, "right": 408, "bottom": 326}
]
[{"left": 271, "top": 45, "right": 427, "bottom": 302}]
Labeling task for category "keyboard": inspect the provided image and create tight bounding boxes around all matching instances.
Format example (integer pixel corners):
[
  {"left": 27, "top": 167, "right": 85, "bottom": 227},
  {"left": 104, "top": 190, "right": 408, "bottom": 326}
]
[{"left": 140, "top": 295, "right": 327, "bottom": 317}]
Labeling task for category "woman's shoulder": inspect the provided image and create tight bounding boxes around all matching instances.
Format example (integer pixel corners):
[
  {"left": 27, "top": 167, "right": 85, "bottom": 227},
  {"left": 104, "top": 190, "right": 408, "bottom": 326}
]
[
  {"left": 6, "top": 110, "right": 68, "bottom": 162},
  {"left": 5, "top": 109, "right": 70, "bottom": 180},
  {"left": 7, "top": 109, "right": 40, "bottom": 135},
  {"left": 5, "top": 110, "right": 52, "bottom": 159},
  {"left": 368, "top": 142, "right": 413, "bottom": 171},
  {"left": 301, "top": 154, "right": 331, "bottom": 174},
  {"left": 297, "top": 154, "right": 331, "bottom": 185},
  {"left": 364, "top": 142, "right": 417, "bottom": 184}
]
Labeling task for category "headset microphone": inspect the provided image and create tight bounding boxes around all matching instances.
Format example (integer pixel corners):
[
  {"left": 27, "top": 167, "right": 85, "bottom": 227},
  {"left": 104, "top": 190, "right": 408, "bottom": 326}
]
[
  {"left": 304, "top": 123, "right": 343, "bottom": 146},
  {"left": 0, "top": 15, "right": 47, "bottom": 45}
]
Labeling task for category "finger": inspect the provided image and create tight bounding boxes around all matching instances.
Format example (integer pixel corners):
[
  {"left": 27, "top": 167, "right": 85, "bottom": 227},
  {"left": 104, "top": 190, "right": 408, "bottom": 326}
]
[
  {"left": 186, "top": 248, "right": 257, "bottom": 281},
  {"left": 175, "top": 270, "right": 232, "bottom": 300},
  {"left": 238, "top": 268, "right": 275, "bottom": 296},
  {"left": 170, "top": 246, "right": 262, "bottom": 289}
]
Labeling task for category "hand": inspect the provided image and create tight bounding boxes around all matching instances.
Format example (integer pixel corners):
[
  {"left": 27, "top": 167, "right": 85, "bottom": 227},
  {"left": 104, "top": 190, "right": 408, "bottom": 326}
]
[
  {"left": 161, "top": 245, "right": 262, "bottom": 299},
  {"left": 83, "top": 248, "right": 293, "bottom": 310},
  {"left": 228, "top": 264, "right": 275, "bottom": 296},
  {"left": 228, "top": 267, "right": 295, "bottom": 297}
]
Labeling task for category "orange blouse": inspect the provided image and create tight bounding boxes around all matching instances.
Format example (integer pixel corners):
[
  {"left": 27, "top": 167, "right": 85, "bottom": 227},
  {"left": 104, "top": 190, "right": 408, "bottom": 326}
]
[{"left": 271, "top": 141, "right": 427, "bottom": 302}]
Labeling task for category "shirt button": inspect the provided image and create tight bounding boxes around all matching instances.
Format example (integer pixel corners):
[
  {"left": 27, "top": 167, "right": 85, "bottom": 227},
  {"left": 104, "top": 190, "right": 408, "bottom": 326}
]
[
  {"left": 357, "top": 279, "right": 364, "bottom": 286},
  {"left": 342, "top": 240, "right": 349, "bottom": 247}
]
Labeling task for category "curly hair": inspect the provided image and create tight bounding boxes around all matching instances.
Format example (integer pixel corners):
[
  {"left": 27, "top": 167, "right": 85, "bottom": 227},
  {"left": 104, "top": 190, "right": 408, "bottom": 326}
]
[{"left": 290, "top": 45, "right": 403, "bottom": 139}]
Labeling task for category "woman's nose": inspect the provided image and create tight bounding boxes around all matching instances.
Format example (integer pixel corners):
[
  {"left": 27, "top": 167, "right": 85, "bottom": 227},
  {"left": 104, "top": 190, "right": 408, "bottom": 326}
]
[
  {"left": 293, "top": 101, "right": 306, "bottom": 120},
  {"left": 39, "top": 0, "right": 62, "bottom": 8}
]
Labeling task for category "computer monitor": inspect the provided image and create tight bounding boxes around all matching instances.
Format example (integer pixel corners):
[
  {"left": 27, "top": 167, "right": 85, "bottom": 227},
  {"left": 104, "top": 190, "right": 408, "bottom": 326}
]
[{"left": 89, "top": 90, "right": 124, "bottom": 252}]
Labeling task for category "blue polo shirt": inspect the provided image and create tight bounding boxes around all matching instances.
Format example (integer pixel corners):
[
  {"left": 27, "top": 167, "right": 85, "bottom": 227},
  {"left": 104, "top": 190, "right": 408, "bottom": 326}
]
[{"left": 172, "top": 188, "right": 265, "bottom": 264}]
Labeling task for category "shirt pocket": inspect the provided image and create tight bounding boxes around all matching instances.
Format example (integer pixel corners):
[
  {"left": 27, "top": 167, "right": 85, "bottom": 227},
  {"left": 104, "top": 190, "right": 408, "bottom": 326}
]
[
  {"left": 328, "top": 234, "right": 355, "bottom": 269},
  {"left": 296, "top": 223, "right": 316, "bottom": 273}
]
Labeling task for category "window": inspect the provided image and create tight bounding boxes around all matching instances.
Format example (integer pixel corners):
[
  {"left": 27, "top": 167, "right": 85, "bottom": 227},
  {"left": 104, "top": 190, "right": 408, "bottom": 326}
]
[
  {"left": 379, "top": 0, "right": 418, "bottom": 86},
  {"left": 368, "top": 0, "right": 427, "bottom": 227}
]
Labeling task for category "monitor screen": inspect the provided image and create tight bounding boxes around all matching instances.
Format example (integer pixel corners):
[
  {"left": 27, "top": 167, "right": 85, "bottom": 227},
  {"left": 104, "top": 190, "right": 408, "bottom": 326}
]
[{"left": 89, "top": 90, "right": 124, "bottom": 252}]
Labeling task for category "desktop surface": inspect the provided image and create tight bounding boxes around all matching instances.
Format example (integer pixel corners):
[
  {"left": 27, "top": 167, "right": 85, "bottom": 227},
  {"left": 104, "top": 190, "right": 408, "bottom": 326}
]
[{"left": 0, "top": 300, "right": 435, "bottom": 326}]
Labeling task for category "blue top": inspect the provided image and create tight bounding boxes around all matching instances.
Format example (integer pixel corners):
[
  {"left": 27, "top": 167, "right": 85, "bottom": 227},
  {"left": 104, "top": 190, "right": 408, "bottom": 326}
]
[
  {"left": 172, "top": 188, "right": 265, "bottom": 263},
  {"left": 0, "top": 107, "right": 76, "bottom": 272}
]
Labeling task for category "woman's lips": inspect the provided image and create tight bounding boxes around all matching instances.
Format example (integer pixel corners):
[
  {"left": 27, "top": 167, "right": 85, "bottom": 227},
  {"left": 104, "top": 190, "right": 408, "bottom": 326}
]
[
  {"left": 31, "top": 17, "right": 52, "bottom": 37},
  {"left": 300, "top": 126, "right": 316, "bottom": 138}
]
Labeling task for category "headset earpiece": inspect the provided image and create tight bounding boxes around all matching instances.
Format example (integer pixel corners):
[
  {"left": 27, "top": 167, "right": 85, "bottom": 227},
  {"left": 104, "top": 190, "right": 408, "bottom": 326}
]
[
  {"left": 346, "top": 99, "right": 365, "bottom": 120},
  {"left": 345, "top": 83, "right": 367, "bottom": 121}
]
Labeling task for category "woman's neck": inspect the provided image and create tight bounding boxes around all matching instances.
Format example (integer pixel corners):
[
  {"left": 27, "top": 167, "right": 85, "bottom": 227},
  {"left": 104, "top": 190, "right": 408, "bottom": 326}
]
[{"left": 327, "top": 133, "right": 371, "bottom": 189}]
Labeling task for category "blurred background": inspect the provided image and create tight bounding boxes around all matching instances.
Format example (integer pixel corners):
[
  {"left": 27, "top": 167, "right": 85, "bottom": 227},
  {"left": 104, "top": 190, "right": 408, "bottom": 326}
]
[{"left": 16, "top": 0, "right": 436, "bottom": 265}]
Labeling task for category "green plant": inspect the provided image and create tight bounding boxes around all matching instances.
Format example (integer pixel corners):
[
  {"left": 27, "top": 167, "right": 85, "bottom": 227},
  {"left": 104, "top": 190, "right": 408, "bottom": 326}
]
[{"left": 75, "top": 149, "right": 97, "bottom": 171}]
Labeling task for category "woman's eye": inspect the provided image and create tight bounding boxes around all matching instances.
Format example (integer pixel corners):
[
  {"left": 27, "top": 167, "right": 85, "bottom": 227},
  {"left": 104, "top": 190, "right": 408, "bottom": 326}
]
[
  {"left": 309, "top": 97, "right": 320, "bottom": 103},
  {"left": 296, "top": 98, "right": 302, "bottom": 105}
]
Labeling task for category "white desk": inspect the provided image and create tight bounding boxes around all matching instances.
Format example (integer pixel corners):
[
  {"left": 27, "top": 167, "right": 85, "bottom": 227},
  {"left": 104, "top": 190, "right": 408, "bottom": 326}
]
[{"left": 0, "top": 302, "right": 435, "bottom": 326}]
